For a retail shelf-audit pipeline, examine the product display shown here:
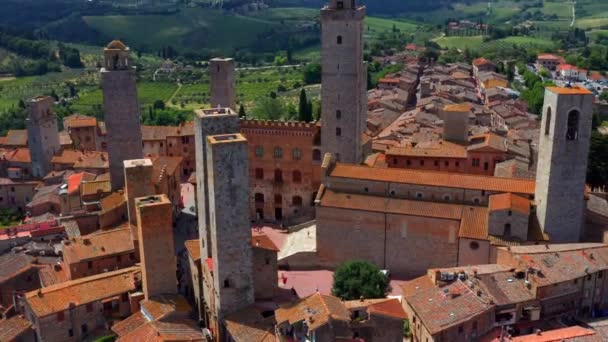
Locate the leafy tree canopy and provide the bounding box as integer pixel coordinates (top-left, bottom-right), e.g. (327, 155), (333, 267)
(332, 260), (390, 300)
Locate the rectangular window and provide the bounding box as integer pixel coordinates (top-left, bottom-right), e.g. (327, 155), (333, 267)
(87, 261), (93, 269)
(57, 311), (65, 322)
(86, 303), (93, 313)
(336, 127), (342, 136)
(255, 146), (264, 157)
(255, 168), (264, 179)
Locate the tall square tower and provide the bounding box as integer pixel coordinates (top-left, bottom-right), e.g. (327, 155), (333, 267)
(206, 133), (253, 325)
(124, 159), (155, 237)
(135, 194), (177, 300)
(194, 108), (240, 261)
(26, 96), (60, 178)
(210, 58), (236, 110)
(101, 40), (144, 191)
(320, 0), (367, 164)
(535, 86), (594, 242)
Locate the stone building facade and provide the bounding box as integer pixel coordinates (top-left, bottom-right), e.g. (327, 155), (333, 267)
(193, 107), (240, 263)
(200, 133), (254, 341)
(124, 159), (155, 229)
(26, 96), (60, 178)
(209, 58), (236, 109)
(535, 87), (594, 242)
(320, 0), (367, 164)
(100, 40), (143, 191)
(241, 120), (322, 223)
(135, 195), (177, 300)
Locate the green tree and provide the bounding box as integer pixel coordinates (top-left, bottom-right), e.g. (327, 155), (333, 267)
(238, 104), (246, 118)
(331, 261), (390, 300)
(303, 63), (322, 85)
(600, 92), (608, 102)
(153, 100), (165, 110)
(298, 89), (311, 122)
(252, 97), (285, 121)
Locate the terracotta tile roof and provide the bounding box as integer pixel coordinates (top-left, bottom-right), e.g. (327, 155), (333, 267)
(38, 263), (69, 287)
(320, 189), (465, 220)
(487, 235), (523, 247)
(252, 234), (280, 252)
(467, 133), (507, 153)
(67, 172), (85, 195)
(140, 294), (191, 321)
(405, 279), (494, 334)
(499, 244), (608, 287)
(65, 114), (97, 128)
(96, 172), (111, 181)
(473, 57), (493, 67)
(0, 252), (34, 283)
(386, 140), (468, 159)
(62, 228), (134, 264)
(476, 272), (535, 306)
(444, 103), (471, 112)
(367, 298), (407, 319)
(80, 180), (111, 197)
(151, 155), (183, 185)
(112, 311), (147, 337)
(329, 164), (535, 194)
(25, 266), (139, 317)
(7, 148), (31, 163)
(401, 275), (434, 298)
(0, 315), (32, 341)
(118, 319), (204, 342)
(511, 325), (597, 341)
(342, 298), (395, 310)
(275, 293), (351, 331)
(73, 151), (109, 170)
(537, 53), (561, 60)
(224, 305), (276, 342)
(5, 130), (28, 146)
(459, 206), (489, 240)
(379, 78), (400, 84)
(489, 193), (530, 215)
(100, 191), (126, 212)
(547, 86), (593, 95)
(51, 149), (83, 165)
(184, 239), (201, 262)
(141, 125), (179, 141)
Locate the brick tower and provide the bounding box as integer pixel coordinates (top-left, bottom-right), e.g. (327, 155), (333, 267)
(101, 40), (143, 191)
(535, 87), (594, 242)
(124, 159), (155, 237)
(135, 194), (177, 300)
(26, 96), (60, 178)
(193, 108), (239, 261)
(320, 0), (367, 164)
(210, 58), (236, 110)
(203, 133), (253, 339)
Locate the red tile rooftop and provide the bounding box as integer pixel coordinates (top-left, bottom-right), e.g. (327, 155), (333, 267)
(511, 325), (597, 341)
(546, 86), (593, 95)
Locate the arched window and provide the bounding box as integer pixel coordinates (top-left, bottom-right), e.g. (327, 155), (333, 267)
(223, 278), (230, 288)
(293, 196), (303, 207)
(293, 170), (302, 183)
(336, 110), (342, 119)
(255, 146), (264, 157)
(274, 169), (283, 183)
(337, 36), (343, 45)
(470, 241), (480, 250)
(292, 148), (302, 160)
(274, 147), (283, 159)
(255, 193), (264, 203)
(313, 149), (322, 161)
(566, 110), (579, 141)
(545, 107), (552, 136)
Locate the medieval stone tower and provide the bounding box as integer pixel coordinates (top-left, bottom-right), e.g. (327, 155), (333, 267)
(194, 108), (240, 261)
(124, 159), (155, 236)
(26, 96), (60, 178)
(204, 133), (254, 339)
(101, 40), (143, 191)
(320, 0), (367, 164)
(535, 86), (594, 242)
(210, 58), (236, 110)
(135, 194), (177, 300)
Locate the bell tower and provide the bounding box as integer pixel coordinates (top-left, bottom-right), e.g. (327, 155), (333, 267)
(535, 86), (594, 242)
(320, 0), (367, 164)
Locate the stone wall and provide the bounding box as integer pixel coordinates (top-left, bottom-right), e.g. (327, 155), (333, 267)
(252, 247), (278, 300)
